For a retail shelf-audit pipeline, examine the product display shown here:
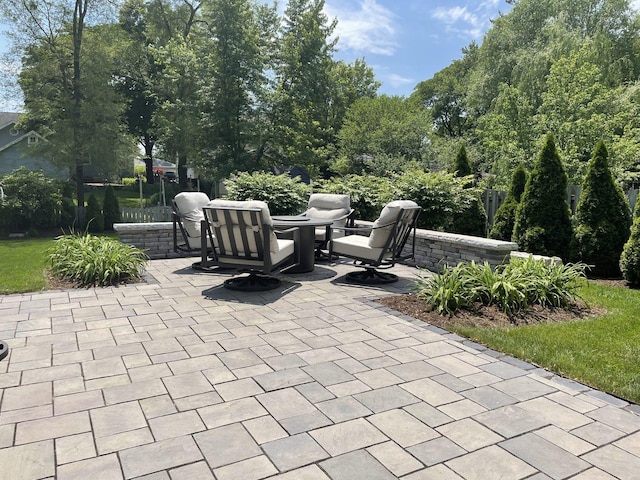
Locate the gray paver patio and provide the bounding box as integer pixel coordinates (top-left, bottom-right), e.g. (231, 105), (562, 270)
(1, 257), (640, 479)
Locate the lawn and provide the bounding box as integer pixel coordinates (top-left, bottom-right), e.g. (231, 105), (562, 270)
(451, 282), (640, 404)
(0, 237), (55, 293)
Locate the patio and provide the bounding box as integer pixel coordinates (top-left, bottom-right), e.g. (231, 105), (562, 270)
(1, 257), (639, 479)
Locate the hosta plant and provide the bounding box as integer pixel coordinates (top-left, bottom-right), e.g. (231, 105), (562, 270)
(412, 257), (587, 317)
(48, 233), (148, 287)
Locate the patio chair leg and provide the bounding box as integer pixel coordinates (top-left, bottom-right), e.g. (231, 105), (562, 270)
(345, 268), (398, 285)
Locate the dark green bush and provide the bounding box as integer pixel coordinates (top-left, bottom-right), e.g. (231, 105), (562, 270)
(0, 167), (62, 235)
(451, 144), (472, 177)
(620, 201), (640, 285)
(85, 193), (104, 233)
(446, 146), (487, 237)
(102, 185), (121, 231)
(317, 174), (394, 221)
(48, 233), (148, 286)
(489, 164), (528, 241)
(394, 169), (478, 230)
(514, 134), (573, 260)
(59, 182), (77, 229)
(223, 171), (309, 215)
(572, 141), (631, 277)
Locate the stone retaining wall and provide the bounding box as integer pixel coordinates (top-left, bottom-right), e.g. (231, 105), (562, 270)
(113, 222), (178, 260)
(113, 221), (520, 271)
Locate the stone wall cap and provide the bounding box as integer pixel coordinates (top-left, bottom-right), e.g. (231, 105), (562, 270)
(114, 222), (173, 232)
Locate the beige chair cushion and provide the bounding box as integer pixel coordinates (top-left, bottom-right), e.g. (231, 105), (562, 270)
(206, 199), (279, 254)
(305, 194), (351, 239)
(368, 200), (419, 248)
(174, 192), (210, 239)
(332, 234), (384, 261)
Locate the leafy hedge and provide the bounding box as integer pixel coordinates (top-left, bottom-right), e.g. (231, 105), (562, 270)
(223, 172), (310, 215)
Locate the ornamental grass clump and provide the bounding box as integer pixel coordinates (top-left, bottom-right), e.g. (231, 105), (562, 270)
(412, 257), (587, 317)
(48, 233), (148, 287)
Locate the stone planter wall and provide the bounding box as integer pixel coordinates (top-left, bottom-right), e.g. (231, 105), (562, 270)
(113, 222), (178, 260)
(114, 220), (520, 269)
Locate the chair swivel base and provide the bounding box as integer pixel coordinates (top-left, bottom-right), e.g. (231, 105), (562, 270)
(0, 340), (8, 361)
(345, 268), (398, 285)
(224, 273), (282, 291)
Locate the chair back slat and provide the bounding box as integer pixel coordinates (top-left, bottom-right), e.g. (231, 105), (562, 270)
(384, 206), (421, 263)
(205, 206), (266, 261)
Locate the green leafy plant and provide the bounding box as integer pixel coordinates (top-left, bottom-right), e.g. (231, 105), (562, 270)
(412, 257), (587, 317)
(223, 171), (309, 215)
(102, 185), (122, 230)
(47, 233), (148, 287)
(489, 164), (527, 241)
(0, 167), (62, 235)
(514, 134), (573, 260)
(572, 141), (631, 277)
(85, 193), (104, 233)
(620, 201), (640, 285)
(316, 174), (394, 221)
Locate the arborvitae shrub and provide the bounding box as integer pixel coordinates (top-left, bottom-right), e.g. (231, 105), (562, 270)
(448, 145), (487, 237)
(620, 201), (640, 285)
(514, 134), (573, 259)
(452, 144), (472, 177)
(85, 193), (104, 233)
(102, 185), (121, 231)
(489, 164), (528, 241)
(572, 141), (631, 277)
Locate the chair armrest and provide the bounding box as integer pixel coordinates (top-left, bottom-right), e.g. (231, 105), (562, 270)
(332, 220), (396, 234)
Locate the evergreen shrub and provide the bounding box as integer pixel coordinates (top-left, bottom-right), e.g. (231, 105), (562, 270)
(620, 202), (640, 285)
(102, 185), (121, 231)
(489, 164), (527, 241)
(85, 193), (104, 233)
(572, 141), (631, 277)
(447, 145), (487, 237)
(514, 134), (573, 259)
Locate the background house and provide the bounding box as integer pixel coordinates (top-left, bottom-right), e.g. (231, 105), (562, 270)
(0, 111), (66, 180)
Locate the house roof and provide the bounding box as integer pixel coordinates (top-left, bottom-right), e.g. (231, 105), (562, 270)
(0, 112), (21, 130)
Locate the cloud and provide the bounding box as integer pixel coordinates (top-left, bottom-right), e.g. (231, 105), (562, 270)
(325, 0), (398, 56)
(431, 2), (503, 39)
(386, 73), (415, 88)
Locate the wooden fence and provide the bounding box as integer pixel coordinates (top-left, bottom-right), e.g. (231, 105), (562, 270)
(482, 186), (639, 229)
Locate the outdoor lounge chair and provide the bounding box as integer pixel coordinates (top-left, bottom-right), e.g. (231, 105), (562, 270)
(329, 200), (421, 284)
(172, 191), (212, 254)
(301, 193), (354, 259)
(201, 199), (299, 291)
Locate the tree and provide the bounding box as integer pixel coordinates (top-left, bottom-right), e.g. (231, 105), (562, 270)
(335, 95), (428, 175)
(412, 43), (478, 138)
(102, 185), (122, 230)
(489, 163), (528, 241)
(273, 0), (337, 172)
(2, 0), (131, 227)
(620, 201), (640, 285)
(514, 134), (573, 259)
(447, 145), (487, 237)
(194, 0), (277, 180)
(572, 141), (631, 277)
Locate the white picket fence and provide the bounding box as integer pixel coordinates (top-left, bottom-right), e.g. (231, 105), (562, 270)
(120, 206), (172, 223)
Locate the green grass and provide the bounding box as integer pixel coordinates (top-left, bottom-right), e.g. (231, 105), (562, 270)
(451, 282), (640, 404)
(0, 237), (55, 294)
